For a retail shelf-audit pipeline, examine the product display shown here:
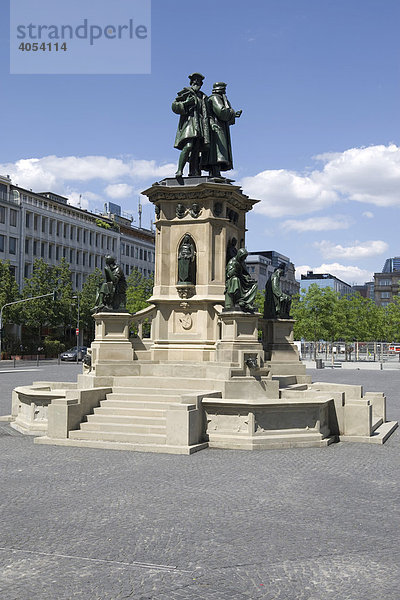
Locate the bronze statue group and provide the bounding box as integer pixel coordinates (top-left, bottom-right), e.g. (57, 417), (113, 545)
(172, 73), (242, 179)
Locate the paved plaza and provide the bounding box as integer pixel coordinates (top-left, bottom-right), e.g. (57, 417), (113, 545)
(0, 363), (399, 599)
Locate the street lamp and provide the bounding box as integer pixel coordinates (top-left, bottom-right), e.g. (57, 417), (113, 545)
(72, 294), (80, 363)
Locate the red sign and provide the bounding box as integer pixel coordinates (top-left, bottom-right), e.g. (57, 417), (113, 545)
(76, 328), (79, 335)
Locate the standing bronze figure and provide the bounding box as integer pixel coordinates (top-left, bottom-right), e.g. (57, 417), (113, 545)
(177, 234), (196, 284)
(202, 82), (242, 178)
(172, 72), (210, 178)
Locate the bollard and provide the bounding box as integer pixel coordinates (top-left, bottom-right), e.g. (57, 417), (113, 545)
(380, 362), (383, 370)
(36, 354), (39, 367)
(58, 354), (61, 365)
(13, 356), (16, 368)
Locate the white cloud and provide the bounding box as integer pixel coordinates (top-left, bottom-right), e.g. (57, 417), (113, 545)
(282, 215), (351, 232)
(241, 144), (400, 217)
(0, 155), (176, 195)
(314, 240), (388, 260)
(241, 169), (338, 217)
(296, 263), (373, 285)
(105, 183), (134, 199)
(362, 211), (374, 218)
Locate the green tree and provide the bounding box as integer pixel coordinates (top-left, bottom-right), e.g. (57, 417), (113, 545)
(79, 268), (104, 343)
(126, 268), (154, 314)
(292, 284), (340, 344)
(20, 258), (73, 344)
(0, 259), (20, 324)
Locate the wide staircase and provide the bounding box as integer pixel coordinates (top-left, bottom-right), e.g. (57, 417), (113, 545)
(68, 373), (222, 452)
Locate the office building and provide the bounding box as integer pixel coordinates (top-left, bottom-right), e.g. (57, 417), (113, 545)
(0, 175), (155, 290)
(374, 257), (400, 307)
(246, 250), (299, 296)
(300, 271), (353, 297)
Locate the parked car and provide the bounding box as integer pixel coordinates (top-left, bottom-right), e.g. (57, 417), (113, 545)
(60, 346), (88, 361)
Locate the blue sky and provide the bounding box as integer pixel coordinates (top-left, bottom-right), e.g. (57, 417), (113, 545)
(1, 0), (399, 284)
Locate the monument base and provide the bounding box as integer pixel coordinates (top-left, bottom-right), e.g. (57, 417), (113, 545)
(260, 318), (310, 383)
(90, 312), (134, 376)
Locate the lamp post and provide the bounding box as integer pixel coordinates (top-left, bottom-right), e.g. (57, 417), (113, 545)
(72, 294), (80, 363)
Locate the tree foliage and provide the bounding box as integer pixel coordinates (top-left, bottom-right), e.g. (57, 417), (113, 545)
(0, 260), (20, 324)
(292, 284), (400, 342)
(79, 268), (104, 342)
(126, 268), (154, 314)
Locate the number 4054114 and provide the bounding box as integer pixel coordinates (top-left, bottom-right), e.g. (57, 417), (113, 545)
(18, 42), (67, 52)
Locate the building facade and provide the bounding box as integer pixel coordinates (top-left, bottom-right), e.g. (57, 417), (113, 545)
(374, 257), (400, 307)
(246, 250), (299, 296)
(0, 174), (155, 290)
(300, 271), (353, 297)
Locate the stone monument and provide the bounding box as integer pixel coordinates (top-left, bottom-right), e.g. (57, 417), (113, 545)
(9, 73), (397, 452)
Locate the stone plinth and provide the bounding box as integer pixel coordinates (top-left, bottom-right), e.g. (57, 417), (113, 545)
(215, 310), (264, 368)
(260, 318), (310, 382)
(91, 312), (134, 376)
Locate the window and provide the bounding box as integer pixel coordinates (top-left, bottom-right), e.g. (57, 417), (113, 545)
(9, 266), (16, 278)
(121, 244), (125, 255)
(70, 249), (74, 263)
(48, 245), (53, 259)
(381, 292), (390, 299)
(89, 254), (92, 267)
(25, 238), (30, 254)
(24, 263), (30, 278)
(49, 220), (54, 235)
(125, 264), (129, 275)
(76, 273), (80, 288)
(101, 235), (105, 249)
(33, 241), (38, 255)
(82, 252), (86, 266)
(77, 228), (81, 242)
(56, 246), (60, 260)
(0, 207), (5, 224)
(380, 279), (391, 286)
(144, 250), (147, 261)
(83, 230), (87, 244)
(25, 212), (31, 228)
(106, 237), (110, 250)
(131, 246), (135, 257)
(41, 242), (45, 258)
(9, 237), (17, 254)
(139, 249), (143, 260)
(70, 226), (74, 240)
(135, 247), (138, 259)
(57, 221), (61, 236)
(89, 231), (93, 245)
(96, 233), (99, 246)
(0, 235), (4, 252)
(381, 301), (389, 308)
(95, 255), (98, 268)
(63, 247), (67, 259)
(10, 209), (17, 227)
(112, 239), (116, 252)
(34, 215), (39, 231)
(42, 217), (47, 233)
(76, 251), (80, 265)
(64, 224), (68, 238)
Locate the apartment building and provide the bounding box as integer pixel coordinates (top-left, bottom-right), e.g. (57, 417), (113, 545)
(374, 257), (400, 307)
(0, 174), (155, 290)
(246, 250), (299, 296)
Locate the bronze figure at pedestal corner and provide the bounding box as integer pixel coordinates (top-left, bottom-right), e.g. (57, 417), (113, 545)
(92, 255), (127, 313)
(264, 264), (292, 319)
(224, 248), (257, 312)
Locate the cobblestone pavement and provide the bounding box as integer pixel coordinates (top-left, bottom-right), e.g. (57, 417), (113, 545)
(0, 366), (399, 599)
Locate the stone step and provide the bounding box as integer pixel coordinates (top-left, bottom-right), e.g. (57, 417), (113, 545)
(112, 377), (221, 391)
(69, 430), (166, 444)
(371, 417), (383, 434)
(79, 422), (166, 435)
(105, 393), (186, 403)
(110, 388), (196, 397)
(86, 414), (166, 426)
(99, 399), (178, 410)
(94, 406), (166, 417)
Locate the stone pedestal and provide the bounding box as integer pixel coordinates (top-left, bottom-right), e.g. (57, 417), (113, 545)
(142, 177), (258, 362)
(260, 318), (309, 382)
(90, 312), (134, 376)
(216, 310), (264, 368)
